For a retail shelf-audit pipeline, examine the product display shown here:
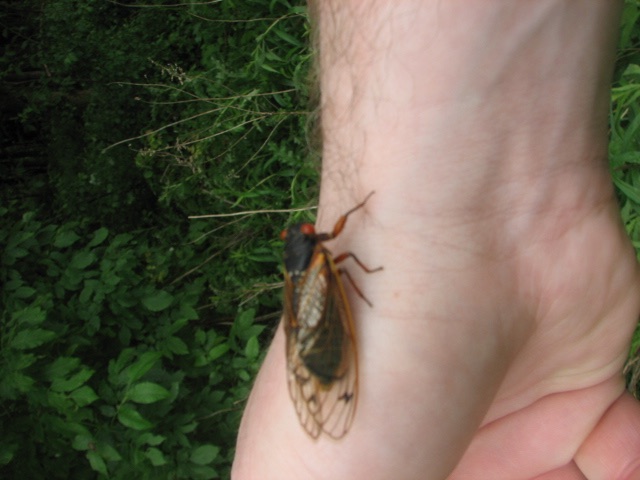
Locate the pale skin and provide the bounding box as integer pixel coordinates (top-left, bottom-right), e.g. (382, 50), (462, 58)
(233, 1), (640, 479)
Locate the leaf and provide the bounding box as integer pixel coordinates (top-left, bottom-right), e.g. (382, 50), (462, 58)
(54, 230), (80, 248)
(260, 63), (279, 74)
(72, 434), (94, 451)
(274, 27), (303, 47)
(244, 336), (260, 360)
(14, 286), (36, 299)
(178, 304), (199, 321)
(614, 178), (640, 204)
(109, 348), (136, 377)
(138, 432), (166, 446)
(11, 328), (56, 350)
(235, 308), (256, 330)
(69, 385), (99, 407)
(183, 422), (198, 435)
(165, 336), (189, 355)
(208, 344), (229, 362)
(190, 445), (220, 465)
(117, 405), (154, 430)
(97, 442), (122, 461)
(14, 353), (37, 370)
(47, 390), (71, 411)
(142, 290), (174, 311)
(79, 280), (97, 303)
(70, 250), (96, 270)
(1, 372), (34, 396)
(46, 357), (81, 380)
(189, 465), (218, 479)
(103, 271), (121, 286)
(126, 351), (162, 383)
(86, 451), (108, 476)
(12, 306), (46, 327)
(51, 367), (94, 392)
(127, 382), (171, 404)
(87, 227), (109, 247)
(145, 447), (167, 466)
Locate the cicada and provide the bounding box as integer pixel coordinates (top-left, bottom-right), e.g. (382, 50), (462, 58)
(280, 192), (382, 439)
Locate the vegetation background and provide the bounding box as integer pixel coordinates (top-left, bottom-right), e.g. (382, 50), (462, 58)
(1, 1), (639, 478)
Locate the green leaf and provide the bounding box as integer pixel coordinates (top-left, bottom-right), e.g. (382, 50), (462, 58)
(86, 450), (108, 476)
(117, 405), (154, 430)
(178, 304), (199, 321)
(208, 344), (230, 362)
(190, 445), (220, 465)
(47, 390), (72, 411)
(0, 371), (34, 396)
(142, 290), (174, 311)
(46, 357), (81, 380)
(3, 245), (28, 264)
(179, 420), (198, 434)
(51, 367), (94, 392)
(127, 382), (171, 404)
(145, 447), (167, 466)
(12, 306), (46, 326)
(274, 28), (303, 47)
(14, 353), (37, 370)
(260, 63), (279, 74)
(69, 385), (99, 406)
(614, 178), (640, 204)
(126, 351), (162, 383)
(14, 286), (36, 299)
(97, 442), (122, 462)
(110, 348), (135, 376)
(70, 250), (96, 269)
(72, 434), (94, 451)
(11, 328), (56, 350)
(137, 433), (166, 446)
(5, 279), (22, 291)
(165, 336), (189, 355)
(87, 227), (109, 247)
(103, 271), (121, 286)
(54, 230), (81, 248)
(189, 465), (218, 480)
(79, 280), (98, 303)
(235, 308), (256, 330)
(244, 336), (260, 360)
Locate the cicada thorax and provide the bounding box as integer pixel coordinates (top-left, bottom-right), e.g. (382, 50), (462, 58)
(280, 192), (381, 439)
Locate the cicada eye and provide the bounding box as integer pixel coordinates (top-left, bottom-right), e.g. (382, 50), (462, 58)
(300, 223), (315, 236)
(280, 229), (288, 241)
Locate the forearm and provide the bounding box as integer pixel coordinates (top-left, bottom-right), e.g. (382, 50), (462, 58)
(315, 0), (621, 231)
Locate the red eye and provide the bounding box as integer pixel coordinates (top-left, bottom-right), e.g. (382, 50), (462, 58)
(280, 229), (288, 240)
(300, 223), (315, 235)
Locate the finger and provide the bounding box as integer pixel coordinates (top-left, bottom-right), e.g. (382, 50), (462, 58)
(575, 392), (640, 479)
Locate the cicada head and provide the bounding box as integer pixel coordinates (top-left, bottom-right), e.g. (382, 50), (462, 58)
(281, 223), (317, 279)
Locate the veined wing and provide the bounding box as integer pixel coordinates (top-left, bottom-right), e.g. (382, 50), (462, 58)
(283, 250), (358, 439)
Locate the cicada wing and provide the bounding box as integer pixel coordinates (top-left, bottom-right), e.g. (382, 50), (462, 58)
(283, 254), (358, 439)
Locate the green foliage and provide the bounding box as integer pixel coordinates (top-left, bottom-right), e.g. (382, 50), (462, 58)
(1, 0), (314, 476)
(613, 1), (640, 394)
(132, 2), (316, 217)
(0, 209), (265, 478)
(612, 1), (640, 256)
